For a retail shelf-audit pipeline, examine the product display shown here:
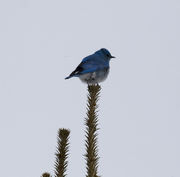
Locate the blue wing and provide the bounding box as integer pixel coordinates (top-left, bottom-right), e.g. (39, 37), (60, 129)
(65, 53), (109, 79)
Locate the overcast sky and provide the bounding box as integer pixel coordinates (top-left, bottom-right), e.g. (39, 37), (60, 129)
(0, 0), (180, 177)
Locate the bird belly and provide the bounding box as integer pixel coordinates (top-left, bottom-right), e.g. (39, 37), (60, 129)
(79, 68), (109, 84)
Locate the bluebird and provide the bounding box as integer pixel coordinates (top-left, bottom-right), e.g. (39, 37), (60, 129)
(65, 48), (115, 84)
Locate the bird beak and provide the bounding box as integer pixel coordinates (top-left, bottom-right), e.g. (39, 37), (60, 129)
(111, 56), (115, 58)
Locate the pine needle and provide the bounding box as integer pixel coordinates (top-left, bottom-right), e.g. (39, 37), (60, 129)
(54, 128), (70, 177)
(85, 84), (101, 177)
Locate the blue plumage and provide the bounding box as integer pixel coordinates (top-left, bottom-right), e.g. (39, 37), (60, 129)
(65, 48), (115, 84)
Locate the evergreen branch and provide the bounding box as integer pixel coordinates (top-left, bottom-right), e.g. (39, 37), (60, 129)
(85, 84), (101, 177)
(54, 128), (70, 177)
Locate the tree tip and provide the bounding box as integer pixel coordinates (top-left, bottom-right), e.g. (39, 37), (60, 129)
(41, 172), (51, 177)
(58, 128), (70, 139)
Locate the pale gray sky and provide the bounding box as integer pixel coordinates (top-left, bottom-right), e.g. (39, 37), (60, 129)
(0, 0), (180, 177)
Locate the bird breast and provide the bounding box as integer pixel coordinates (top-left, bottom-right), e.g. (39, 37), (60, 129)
(79, 68), (109, 84)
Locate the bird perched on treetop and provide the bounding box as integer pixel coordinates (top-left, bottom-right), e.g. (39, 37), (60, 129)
(65, 48), (115, 84)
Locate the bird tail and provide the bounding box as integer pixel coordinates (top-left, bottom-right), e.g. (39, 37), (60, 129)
(65, 66), (83, 80)
(65, 76), (72, 80)
(65, 70), (79, 80)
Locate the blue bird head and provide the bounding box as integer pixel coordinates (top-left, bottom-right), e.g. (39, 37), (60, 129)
(98, 48), (115, 60)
